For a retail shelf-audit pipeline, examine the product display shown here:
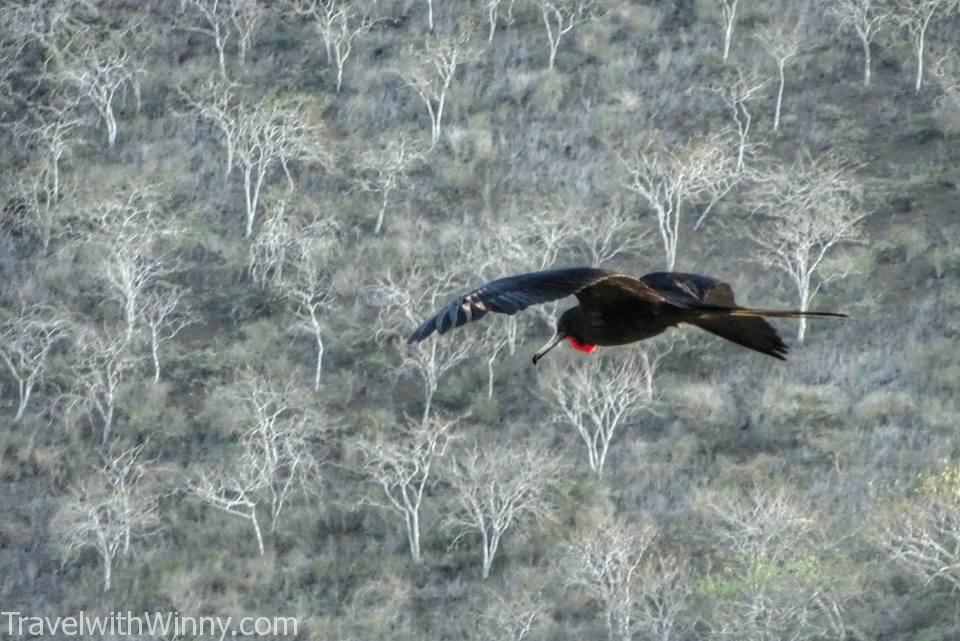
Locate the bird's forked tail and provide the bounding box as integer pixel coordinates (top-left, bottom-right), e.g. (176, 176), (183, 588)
(688, 306), (846, 360)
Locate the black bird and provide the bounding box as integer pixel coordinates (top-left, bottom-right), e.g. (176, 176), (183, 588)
(407, 268), (846, 364)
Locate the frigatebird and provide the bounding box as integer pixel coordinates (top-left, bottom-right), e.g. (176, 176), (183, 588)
(407, 268), (846, 363)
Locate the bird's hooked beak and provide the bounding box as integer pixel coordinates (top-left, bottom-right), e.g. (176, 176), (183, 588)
(531, 332), (565, 366)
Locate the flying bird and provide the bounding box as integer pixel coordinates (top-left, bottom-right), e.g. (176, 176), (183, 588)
(407, 268), (846, 363)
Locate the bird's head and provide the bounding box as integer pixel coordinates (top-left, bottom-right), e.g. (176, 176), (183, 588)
(531, 307), (597, 365)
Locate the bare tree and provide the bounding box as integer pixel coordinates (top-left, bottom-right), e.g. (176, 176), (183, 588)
(59, 40), (142, 148)
(371, 264), (479, 424)
(756, 16), (805, 131)
(66, 327), (136, 446)
(630, 553), (695, 641)
(247, 196), (301, 287)
(3, 0), (97, 73)
(0, 304), (67, 422)
(228, 0), (265, 66)
(711, 69), (767, 173)
(395, 33), (474, 147)
(622, 134), (738, 270)
(355, 134), (426, 234)
(140, 285), (192, 384)
(234, 95), (330, 237)
(933, 49), (960, 109)
(701, 487), (846, 641)
(188, 376), (322, 554)
(8, 97), (83, 209)
(187, 84), (331, 237)
(827, 0), (891, 87)
(86, 191), (180, 344)
(475, 584), (548, 641)
(717, 0), (739, 61)
(179, 0), (233, 79)
(748, 154), (866, 341)
(892, 0), (958, 94)
(446, 442), (563, 578)
(878, 495), (960, 594)
(291, 0), (376, 92)
(536, 0), (597, 70)
(180, 78), (239, 179)
(547, 349), (665, 475)
(50, 444), (161, 592)
(3, 162), (67, 253)
(188, 455), (267, 555)
(279, 215), (339, 390)
(485, 0), (518, 42)
(874, 462), (960, 598)
(570, 204), (648, 267)
(356, 415), (455, 563)
(565, 516), (656, 641)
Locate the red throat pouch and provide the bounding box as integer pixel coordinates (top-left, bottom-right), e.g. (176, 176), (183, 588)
(566, 336), (598, 354)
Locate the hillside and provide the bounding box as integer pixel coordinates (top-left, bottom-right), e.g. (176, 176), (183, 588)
(2, 1), (960, 640)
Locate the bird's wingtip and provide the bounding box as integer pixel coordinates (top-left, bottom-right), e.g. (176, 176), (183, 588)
(407, 321), (432, 344)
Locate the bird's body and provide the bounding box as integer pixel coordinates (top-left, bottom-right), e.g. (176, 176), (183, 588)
(407, 268), (846, 363)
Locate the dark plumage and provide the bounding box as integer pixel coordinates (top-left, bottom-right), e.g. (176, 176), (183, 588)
(407, 268), (846, 363)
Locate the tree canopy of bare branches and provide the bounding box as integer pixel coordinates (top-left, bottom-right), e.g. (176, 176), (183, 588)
(289, 0), (376, 92)
(187, 376), (323, 555)
(58, 37), (142, 148)
(0, 304), (68, 422)
(179, 0), (265, 78)
(354, 134), (426, 235)
(537, 0), (598, 70)
(447, 442), (563, 578)
(547, 349), (665, 475)
(622, 134), (739, 269)
(185, 82), (331, 237)
(748, 153), (866, 341)
(876, 464), (960, 595)
(699, 487), (847, 641)
(371, 261), (479, 424)
(756, 14), (805, 131)
(356, 414), (455, 563)
(827, 0), (891, 87)
(566, 515), (692, 641)
(50, 444), (161, 591)
(891, 0), (959, 94)
(65, 325), (136, 446)
(716, 0), (739, 61)
(395, 33), (474, 148)
(85, 189), (181, 344)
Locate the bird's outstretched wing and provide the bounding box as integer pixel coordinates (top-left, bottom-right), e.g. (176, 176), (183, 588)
(408, 267), (614, 343)
(639, 272), (737, 307)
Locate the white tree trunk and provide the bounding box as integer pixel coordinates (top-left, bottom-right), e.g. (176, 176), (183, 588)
(407, 510), (421, 563)
(774, 61), (785, 131)
(481, 530), (492, 578)
(14, 375), (35, 423)
(216, 36), (228, 80)
(862, 36), (871, 87)
(151, 330), (161, 384)
(105, 109), (118, 148)
(722, 3), (736, 61)
(915, 31), (925, 94)
(251, 509), (265, 555)
(313, 333), (323, 391)
(374, 191), (390, 234)
(102, 553), (113, 592)
(797, 280), (810, 342)
(433, 92), (445, 146)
